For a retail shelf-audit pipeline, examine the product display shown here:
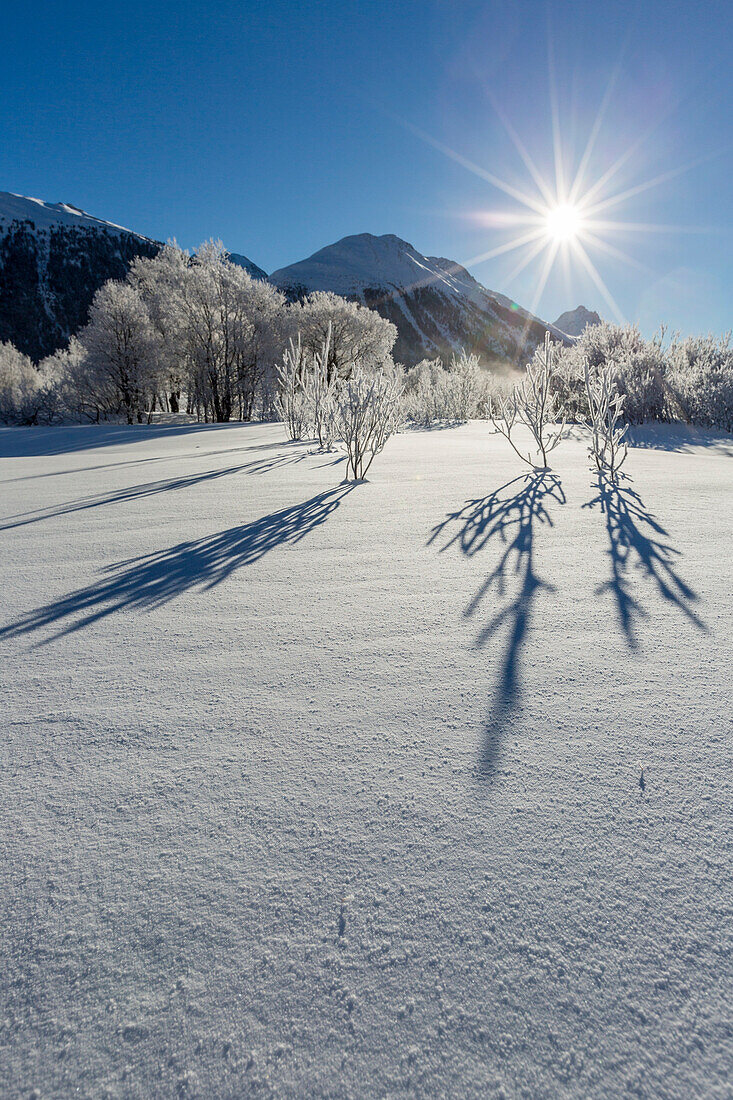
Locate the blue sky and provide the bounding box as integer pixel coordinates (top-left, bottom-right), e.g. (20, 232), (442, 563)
(3, 0), (731, 333)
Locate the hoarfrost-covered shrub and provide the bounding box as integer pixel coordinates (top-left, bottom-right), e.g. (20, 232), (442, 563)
(492, 333), (566, 467)
(334, 367), (403, 480)
(666, 334), (733, 431)
(554, 322), (667, 423)
(301, 324), (339, 450)
(401, 352), (511, 425)
(584, 361), (628, 479)
(276, 335), (311, 441)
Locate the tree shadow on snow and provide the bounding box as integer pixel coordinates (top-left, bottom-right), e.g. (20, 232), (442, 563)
(0, 486), (353, 644)
(0, 453), (313, 532)
(582, 473), (706, 648)
(429, 471), (566, 781)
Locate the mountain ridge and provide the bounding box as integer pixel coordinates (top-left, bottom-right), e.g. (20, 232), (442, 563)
(271, 232), (570, 367)
(1, 193), (570, 367)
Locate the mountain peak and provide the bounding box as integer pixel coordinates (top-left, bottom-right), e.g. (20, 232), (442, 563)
(271, 231), (569, 367)
(554, 305), (601, 337)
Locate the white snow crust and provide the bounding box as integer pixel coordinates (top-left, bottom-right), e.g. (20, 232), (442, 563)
(1, 420), (731, 1097)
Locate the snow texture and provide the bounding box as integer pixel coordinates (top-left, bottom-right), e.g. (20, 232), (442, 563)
(1, 420), (731, 1098)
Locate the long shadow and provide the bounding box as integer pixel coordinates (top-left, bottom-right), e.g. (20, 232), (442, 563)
(583, 473), (706, 648)
(0, 422), (252, 459)
(1, 453), (312, 532)
(0, 486), (353, 644)
(429, 471), (566, 779)
(2, 441), (304, 484)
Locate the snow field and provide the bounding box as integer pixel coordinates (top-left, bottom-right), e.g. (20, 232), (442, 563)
(1, 421), (731, 1098)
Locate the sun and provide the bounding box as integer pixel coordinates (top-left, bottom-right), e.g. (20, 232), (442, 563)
(545, 202), (583, 242)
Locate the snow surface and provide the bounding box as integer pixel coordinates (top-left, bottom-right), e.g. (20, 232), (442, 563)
(1, 421), (731, 1098)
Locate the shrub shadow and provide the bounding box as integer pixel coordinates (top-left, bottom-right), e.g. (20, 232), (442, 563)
(0, 486), (353, 644)
(1, 453), (312, 531)
(429, 471), (566, 780)
(582, 473), (706, 647)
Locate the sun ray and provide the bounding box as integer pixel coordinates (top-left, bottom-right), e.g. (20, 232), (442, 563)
(571, 240), (626, 323)
(582, 230), (650, 274)
(547, 35), (567, 202)
(399, 119), (549, 216)
(583, 149), (723, 218)
(503, 236), (552, 284)
(568, 61), (622, 204)
(461, 228), (549, 269)
(528, 238), (561, 316)
(487, 92), (556, 209)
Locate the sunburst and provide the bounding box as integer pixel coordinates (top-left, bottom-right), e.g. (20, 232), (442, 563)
(400, 68), (713, 332)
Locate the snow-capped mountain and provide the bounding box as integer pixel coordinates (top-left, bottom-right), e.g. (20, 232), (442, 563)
(554, 305), (601, 337)
(0, 192), (161, 361)
(228, 252), (269, 281)
(271, 233), (569, 367)
(1, 192), (567, 368)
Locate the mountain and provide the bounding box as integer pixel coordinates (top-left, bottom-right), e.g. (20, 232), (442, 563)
(554, 305), (601, 337)
(270, 233), (569, 367)
(228, 252), (268, 281)
(0, 192), (163, 361)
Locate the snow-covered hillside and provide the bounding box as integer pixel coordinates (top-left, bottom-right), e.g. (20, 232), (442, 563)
(0, 192), (161, 361)
(272, 233), (569, 367)
(228, 252), (269, 280)
(1, 420), (730, 1098)
(0, 193), (269, 360)
(0, 193), (151, 237)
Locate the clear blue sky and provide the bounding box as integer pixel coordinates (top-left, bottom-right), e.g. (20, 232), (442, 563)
(3, 0), (731, 333)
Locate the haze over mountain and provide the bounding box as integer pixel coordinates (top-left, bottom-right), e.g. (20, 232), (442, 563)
(1, 192), (569, 366)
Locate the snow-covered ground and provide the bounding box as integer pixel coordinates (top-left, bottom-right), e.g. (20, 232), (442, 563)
(1, 420), (731, 1099)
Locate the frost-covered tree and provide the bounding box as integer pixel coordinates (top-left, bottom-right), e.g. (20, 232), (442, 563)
(291, 292), (397, 380)
(334, 366), (403, 480)
(78, 281), (158, 424)
(583, 360), (628, 478)
(276, 334), (311, 441)
(666, 333), (733, 431)
(129, 243), (191, 412)
(171, 241), (287, 423)
(554, 322), (667, 423)
(302, 323), (339, 449)
(0, 342), (46, 424)
(492, 333), (566, 467)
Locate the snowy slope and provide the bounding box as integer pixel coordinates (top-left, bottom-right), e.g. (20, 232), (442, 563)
(554, 304), (601, 336)
(0, 192), (153, 240)
(228, 251), (269, 280)
(271, 233), (570, 367)
(1, 420), (731, 1098)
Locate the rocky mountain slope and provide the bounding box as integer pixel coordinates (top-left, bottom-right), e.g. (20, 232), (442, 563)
(271, 233), (569, 367)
